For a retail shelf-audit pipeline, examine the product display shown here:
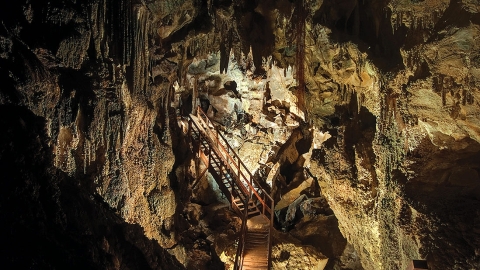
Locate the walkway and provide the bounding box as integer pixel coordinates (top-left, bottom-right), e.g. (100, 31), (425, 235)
(188, 106), (274, 270)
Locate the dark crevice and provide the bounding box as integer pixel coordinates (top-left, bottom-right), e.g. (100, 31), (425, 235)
(315, 0), (405, 71)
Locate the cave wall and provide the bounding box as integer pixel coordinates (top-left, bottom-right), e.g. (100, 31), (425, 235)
(1, 0), (480, 269)
(0, 105), (184, 269)
(0, 0), (183, 264)
(305, 0), (480, 269)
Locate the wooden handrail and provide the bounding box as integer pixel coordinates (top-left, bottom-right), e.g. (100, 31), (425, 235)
(190, 106), (275, 270)
(217, 131), (274, 203)
(189, 116), (250, 203)
(196, 106), (274, 213)
(199, 149), (209, 166)
(191, 108), (275, 203)
(208, 127), (272, 218)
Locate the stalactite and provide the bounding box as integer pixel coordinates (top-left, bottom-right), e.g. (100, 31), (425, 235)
(132, 5), (149, 97)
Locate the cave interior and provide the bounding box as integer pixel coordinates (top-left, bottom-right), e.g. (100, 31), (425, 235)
(1, 0), (480, 269)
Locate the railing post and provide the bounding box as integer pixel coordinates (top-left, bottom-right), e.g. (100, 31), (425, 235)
(249, 174), (253, 191)
(237, 157), (241, 181)
(219, 162), (222, 180)
(198, 130), (202, 158)
(207, 147), (210, 167)
(231, 172), (234, 197)
(262, 197), (265, 215)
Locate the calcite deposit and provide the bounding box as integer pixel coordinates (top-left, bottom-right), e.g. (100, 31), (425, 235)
(1, 0), (479, 269)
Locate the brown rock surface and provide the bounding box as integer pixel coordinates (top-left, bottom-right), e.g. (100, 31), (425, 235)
(306, 0), (480, 269)
(2, 0), (479, 269)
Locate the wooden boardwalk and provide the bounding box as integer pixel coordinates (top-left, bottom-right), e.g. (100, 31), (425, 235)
(188, 106), (274, 270)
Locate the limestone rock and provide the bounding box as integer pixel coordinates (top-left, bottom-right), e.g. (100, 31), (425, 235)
(3, 0), (480, 269)
(272, 232), (329, 270)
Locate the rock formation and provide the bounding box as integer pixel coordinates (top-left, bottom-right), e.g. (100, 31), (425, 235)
(1, 0), (479, 269)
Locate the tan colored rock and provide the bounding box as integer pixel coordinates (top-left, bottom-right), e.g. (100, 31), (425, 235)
(272, 232), (329, 270)
(275, 178), (314, 211)
(5, 0), (480, 269)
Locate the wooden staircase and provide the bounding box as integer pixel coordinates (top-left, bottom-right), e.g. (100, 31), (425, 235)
(188, 106), (274, 270)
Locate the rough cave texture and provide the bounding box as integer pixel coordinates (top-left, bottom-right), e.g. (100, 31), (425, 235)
(0, 105), (184, 269)
(1, 0), (479, 270)
(306, 0), (480, 269)
(1, 0), (182, 268)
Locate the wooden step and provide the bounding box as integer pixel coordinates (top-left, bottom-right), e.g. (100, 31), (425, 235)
(243, 256), (269, 260)
(247, 209), (260, 217)
(244, 247), (267, 252)
(246, 235), (268, 239)
(242, 263), (268, 267)
(244, 245), (268, 250)
(210, 161), (225, 171)
(233, 198), (246, 205)
(245, 240), (268, 244)
(244, 256), (268, 260)
(220, 172), (231, 178)
(241, 261), (269, 269)
(243, 262), (268, 266)
(246, 236), (268, 241)
(210, 156), (221, 164)
(235, 200), (257, 210)
(233, 199), (261, 217)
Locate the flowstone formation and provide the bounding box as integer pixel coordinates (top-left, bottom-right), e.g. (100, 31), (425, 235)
(1, 0), (479, 269)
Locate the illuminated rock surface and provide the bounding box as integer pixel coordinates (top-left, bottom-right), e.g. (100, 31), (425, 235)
(1, 0), (479, 269)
